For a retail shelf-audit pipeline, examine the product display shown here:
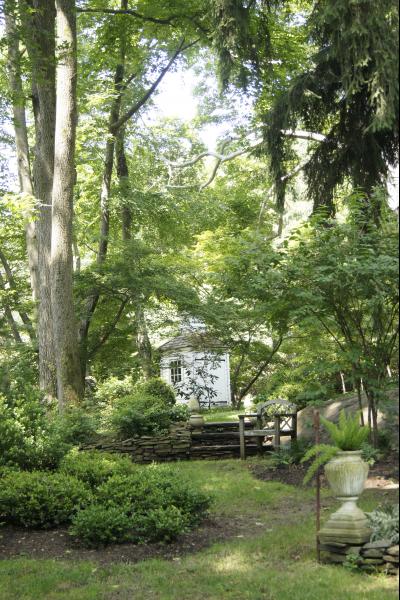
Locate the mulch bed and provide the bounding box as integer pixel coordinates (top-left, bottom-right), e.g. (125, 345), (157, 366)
(248, 463), (312, 487)
(0, 515), (268, 566)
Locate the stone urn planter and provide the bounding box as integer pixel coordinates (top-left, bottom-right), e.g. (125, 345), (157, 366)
(189, 414), (205, 428)
(319, 450), (371, 545)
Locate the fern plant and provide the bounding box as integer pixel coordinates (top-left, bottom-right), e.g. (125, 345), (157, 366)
(301, 411), (370, 484)
(320, 411), (370, 450)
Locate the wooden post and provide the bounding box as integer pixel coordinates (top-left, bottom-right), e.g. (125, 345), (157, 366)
(274, 415), (281, 450)
(239, 416), (246, 460)
(291, 412), (298, 446)
(314, 410), (321, 563)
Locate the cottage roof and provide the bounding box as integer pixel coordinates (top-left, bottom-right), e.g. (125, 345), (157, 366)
(158, 332), (225, 353)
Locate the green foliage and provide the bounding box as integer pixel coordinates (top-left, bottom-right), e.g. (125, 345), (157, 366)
(320, 411), (370, 451)
(135, 377), (176, 407)
(0, 395), (70, 470)
(265, 0), (399, 214)
(94, 376), (135, 406)
(69, 505), (132, 548)
(59, 450), (137, 489)
(0, 471), (92, 528)
(110, 393), (174, 438)
(131, 505), (189, 543)
(95, 468), (211, 525)
(301, 444), (339, 484)
(367, 504), (399, 544)
(343, 552), (363, 572)
(69, 466), (211, 547)
(360, 443), (382, 467)
(169, 403), (190, 422)
(52, 407), (98, 445)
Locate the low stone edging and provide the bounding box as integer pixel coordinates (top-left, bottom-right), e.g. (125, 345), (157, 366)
(320, 539), (399, 574)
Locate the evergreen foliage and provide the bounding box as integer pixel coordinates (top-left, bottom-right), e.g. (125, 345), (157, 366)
(265, 0), (399, 215)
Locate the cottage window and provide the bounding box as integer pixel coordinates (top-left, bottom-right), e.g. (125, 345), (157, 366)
(170, 360), (182, 385)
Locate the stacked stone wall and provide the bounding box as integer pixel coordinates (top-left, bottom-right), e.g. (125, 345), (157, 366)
(320, 540), (399, 574)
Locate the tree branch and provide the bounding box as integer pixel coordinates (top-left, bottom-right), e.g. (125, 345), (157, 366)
(281, 130), (327, 143)
(0, 269), (23, 343)
(110, 38), (199, 133)
(87, 298), (129, 359)
(0, 248), (35, 341)
(238, 337), (283, 401)
(77, 7), (178, 25)
(167, 129), (325, 191)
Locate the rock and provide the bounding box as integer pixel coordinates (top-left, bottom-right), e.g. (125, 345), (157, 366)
(362, 549), (385, 558)
(324, 553), (347, 563)
(387, 545), (399, 556)
(383, 555), (400, 564)
(363, 539), (392, 550)
(362, 558), (385, 565)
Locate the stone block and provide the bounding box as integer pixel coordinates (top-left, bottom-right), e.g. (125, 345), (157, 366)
(361, 549), (385, 558)
(387, 545), (399, 556)
(383, 555), (400, 564)
(363, 539), (392, 550)
(362, 558), (385, 565)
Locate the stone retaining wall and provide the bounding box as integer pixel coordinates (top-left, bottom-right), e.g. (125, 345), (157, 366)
(85, 423), (192, 463)
(320, 539), (399, 574)
(84, 421), (262, 463)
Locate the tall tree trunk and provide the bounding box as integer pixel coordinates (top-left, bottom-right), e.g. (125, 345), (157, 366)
(51, 0), (83, 408)
(22, 0), (57, 398)
(5, 1), (39, 301)
(79, 4), (127, 373)
(116, 129), (154, 378)
(116, 128), (133, 241)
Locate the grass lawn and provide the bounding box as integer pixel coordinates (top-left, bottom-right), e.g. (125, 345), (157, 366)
(202, 407), (242, 422)
(0, 460), (398, 600)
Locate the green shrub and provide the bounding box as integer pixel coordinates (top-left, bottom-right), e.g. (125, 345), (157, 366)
(110, 394), (172, 438)
(0, 395), (70, 470)
(60, 450), (137, 488)
(69, 467), (211, 547)
(135, 378), (176, 407)
(131, 506), (189, 543)
(70, 505), (132, 547)
(96, 469), (211, 523)
(169, 404), (190, 422)
(367, 504), (399, 544)
(0, 470), (92, 528)
(52, 408), (98, 445)
(95, 376), (135, 405)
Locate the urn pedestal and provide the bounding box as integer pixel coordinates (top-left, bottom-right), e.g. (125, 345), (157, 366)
(319, 451), (371, 545)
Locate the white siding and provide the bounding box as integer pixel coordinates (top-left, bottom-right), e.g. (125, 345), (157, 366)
(160, 348), (231, 407)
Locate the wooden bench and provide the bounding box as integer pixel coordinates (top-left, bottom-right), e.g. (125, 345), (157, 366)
(238, 399), (297, 460)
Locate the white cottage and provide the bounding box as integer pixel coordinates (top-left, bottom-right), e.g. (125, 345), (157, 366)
(159, 324), (231, 408)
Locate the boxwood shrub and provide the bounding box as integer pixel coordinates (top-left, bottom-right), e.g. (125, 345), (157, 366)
(59, 449), (137, 489)
(69, 467), (212, 547)
(0, 470), (92, 528)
